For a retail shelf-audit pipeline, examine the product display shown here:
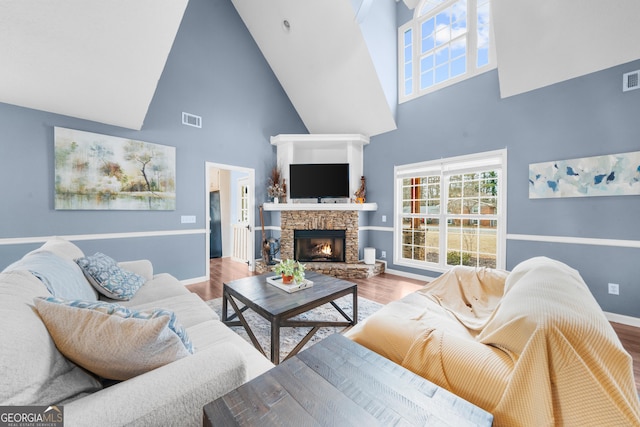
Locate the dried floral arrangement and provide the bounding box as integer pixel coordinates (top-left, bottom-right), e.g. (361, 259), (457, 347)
(267, 166), (286, 200)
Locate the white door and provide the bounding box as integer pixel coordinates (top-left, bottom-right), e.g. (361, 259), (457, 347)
(231, 178), (251, 265)
(205, 163), (255, 276)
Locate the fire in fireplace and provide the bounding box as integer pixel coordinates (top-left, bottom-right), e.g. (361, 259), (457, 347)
(294, 230), (346, 263)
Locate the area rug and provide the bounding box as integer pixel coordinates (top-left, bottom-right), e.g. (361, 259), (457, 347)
(206, 295), (382, 362)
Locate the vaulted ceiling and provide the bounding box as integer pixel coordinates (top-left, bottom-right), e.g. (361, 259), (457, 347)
(0, 0), (188, 130)
(1, 0), (639, 134)
(230, 0), (398, 137)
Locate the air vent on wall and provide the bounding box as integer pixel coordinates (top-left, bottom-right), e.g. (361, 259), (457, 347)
(622, 70), (640, 92)
(182, 112), (202, 128)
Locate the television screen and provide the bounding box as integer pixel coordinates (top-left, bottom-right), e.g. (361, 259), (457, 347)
(289, 163), (350, 200)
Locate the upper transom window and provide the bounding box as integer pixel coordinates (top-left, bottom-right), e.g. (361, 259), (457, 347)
(399, 0), (495, 103)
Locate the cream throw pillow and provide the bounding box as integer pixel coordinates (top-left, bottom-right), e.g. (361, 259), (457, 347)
(34, 297), (193, 381)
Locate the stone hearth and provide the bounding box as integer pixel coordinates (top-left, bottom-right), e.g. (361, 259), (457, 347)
(255, 260), (385, 280)
(257, 207), (384, 279)
(280, 210), (358, 263)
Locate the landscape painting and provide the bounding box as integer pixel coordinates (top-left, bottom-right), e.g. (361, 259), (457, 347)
(55, 127), (176, 210)
(529, 150), (640, 199)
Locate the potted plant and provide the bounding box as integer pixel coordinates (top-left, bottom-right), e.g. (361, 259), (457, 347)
(272, 258), (306, 284)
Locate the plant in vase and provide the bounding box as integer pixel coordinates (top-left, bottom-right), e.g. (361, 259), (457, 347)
(272, 258), (306, 284)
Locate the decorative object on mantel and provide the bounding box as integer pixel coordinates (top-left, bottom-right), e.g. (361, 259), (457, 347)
(272, 258), (306, 284)
(354, 175), (366, 203)
(529, 150), (640, 198)
(267, 166), (286, 203)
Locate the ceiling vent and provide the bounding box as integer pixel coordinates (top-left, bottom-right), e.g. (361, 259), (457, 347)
(622, 70), (640, 92)
(182, 112), (202, 128)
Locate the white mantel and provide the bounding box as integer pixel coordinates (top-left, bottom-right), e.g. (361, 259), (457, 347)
(263, 202), (377, 211)
(270, 134), (370, 201)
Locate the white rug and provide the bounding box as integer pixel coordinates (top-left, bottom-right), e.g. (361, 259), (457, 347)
(206, 295), (382, 362)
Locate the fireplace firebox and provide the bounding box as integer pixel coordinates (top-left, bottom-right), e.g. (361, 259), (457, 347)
(294, 230), (346, 263)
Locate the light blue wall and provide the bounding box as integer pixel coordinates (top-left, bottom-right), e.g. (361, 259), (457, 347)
(0, 0), (307, 279)
(353, 0), (398, 118)
(365, 56), (640, 317)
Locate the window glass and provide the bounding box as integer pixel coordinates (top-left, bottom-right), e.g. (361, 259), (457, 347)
(400, 0), (494, 102)
(395, 151), (505, 270)
(403, 28), (413, 96)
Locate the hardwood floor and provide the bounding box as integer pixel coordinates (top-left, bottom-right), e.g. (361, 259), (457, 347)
(187, 257), (640, 394)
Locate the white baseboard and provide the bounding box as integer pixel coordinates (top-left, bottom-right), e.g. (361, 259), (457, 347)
(383, 267), (437, 283)
(181, 276), (207, 286)
(604, 311), (640, 328)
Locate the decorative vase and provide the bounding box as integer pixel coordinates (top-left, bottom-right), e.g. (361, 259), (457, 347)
(281, 274), (293, 284)
(273, 197), (279, 204)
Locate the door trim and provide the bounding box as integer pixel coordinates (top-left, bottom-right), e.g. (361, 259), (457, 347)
(205, 162), (255, 279)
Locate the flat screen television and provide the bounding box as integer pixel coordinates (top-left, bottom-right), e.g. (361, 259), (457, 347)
(289, 163), (350, 201)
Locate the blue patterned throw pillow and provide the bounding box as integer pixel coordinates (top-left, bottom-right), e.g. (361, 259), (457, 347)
(34, 297), (194, 380)
(75, 252), (145, 300)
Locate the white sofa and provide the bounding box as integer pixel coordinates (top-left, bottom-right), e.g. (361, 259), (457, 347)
(0, 238), (273, 426)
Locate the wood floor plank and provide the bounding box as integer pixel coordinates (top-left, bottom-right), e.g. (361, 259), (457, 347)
(188, 257), (640, 394)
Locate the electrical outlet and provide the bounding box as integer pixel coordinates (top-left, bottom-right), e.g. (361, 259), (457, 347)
(381, 250), (386, 259)
(382, 215), (387, 223)
(608, 283), (620, 295)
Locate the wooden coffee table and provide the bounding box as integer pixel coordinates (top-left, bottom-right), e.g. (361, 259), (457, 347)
(203, 333), (494, 426)
(221, 272), (357, 364)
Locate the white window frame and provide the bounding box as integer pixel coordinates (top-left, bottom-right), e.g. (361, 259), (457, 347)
(393, 149), (507, 272)
(399, 0), (497, 103)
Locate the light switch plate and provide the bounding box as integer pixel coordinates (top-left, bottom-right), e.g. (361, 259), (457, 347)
(181, 215), (196, 224)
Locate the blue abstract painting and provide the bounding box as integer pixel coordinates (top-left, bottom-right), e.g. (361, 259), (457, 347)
(529, 151), (640, 198)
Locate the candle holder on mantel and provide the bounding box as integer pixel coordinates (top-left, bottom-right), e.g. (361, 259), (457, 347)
(354, 176), (366, 203)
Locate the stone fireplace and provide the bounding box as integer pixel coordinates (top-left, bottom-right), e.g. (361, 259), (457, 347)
(257, 202), (384, 279)
(280, 210), (358, 263)
(294, 229), (346, 263)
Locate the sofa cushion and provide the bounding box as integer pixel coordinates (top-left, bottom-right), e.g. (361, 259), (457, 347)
(130, 293), (219, 328)
(104, 272), (190, 306)
(75, 252), (145, 300)
(187, 320), (274, 381)
(0, 271), (101, 405)
(3, 251), (98, 301)
(117, 259), (154, 282)
(26, 236), (85, 261)
(34, 297), (194, 381)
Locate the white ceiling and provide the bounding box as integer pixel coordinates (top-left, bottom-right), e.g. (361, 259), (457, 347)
(0, 0), (188, 130)
(493, 0), (640, 98)
(231, 0), (397, 137)
(0, 0), (638, 133)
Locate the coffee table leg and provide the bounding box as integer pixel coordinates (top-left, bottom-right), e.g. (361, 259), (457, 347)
(271, 320), (280, 365)
(352, 287), (358, 326)
(222, 291), (229, 322)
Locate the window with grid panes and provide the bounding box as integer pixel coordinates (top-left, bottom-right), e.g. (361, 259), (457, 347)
(395, 149), (506, 272)
(399, 0), (495, 103)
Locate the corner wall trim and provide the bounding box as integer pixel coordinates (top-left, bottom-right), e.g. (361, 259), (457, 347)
(507, 234), (640, 249)
(0, 229), (207, 246)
